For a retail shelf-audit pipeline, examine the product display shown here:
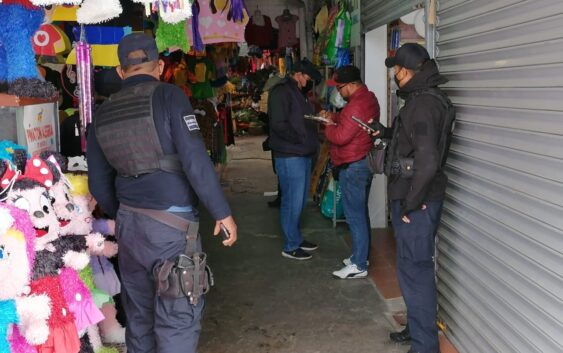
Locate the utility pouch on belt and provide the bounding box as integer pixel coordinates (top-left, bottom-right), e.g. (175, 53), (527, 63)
(120, 205), (213, 305)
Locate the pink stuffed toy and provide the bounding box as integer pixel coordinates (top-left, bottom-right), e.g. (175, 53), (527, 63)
(65, 173), (125, 347)
(0, 203), (51, 353)
(1, 157), (85, 353)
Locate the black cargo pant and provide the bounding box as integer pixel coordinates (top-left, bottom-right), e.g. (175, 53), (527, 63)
(116, 207), (204, 353)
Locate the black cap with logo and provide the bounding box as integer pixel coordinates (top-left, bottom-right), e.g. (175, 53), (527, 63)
(117, 33), (159, 67)
(385, 43), (430, 70)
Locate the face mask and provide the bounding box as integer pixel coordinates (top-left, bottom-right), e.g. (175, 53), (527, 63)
(330, 89), (347, 108)
(302, 80), (314, 94)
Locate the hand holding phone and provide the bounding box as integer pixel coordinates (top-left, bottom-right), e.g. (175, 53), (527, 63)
(351, 116), (383, 136)
(218, 224), (230, 241)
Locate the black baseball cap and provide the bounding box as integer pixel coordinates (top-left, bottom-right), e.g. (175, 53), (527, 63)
(327, 65), (362, 86)
(293, 58), (322, 84)
(118, 33), (159, 67)
(385, 43), (430, 70)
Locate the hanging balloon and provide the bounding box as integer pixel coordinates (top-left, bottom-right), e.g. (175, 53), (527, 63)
(76, 0), (123, 24)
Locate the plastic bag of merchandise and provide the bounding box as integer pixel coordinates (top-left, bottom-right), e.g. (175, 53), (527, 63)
(320, 176), (344, 219)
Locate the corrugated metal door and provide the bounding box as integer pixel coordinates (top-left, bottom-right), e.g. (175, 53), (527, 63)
(435, 1), (563, 352)
(361, 0), (422, 33)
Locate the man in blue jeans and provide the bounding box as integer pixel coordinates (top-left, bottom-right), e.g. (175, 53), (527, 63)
(321, 65), (380, 278)
(268, 59), (321, 260)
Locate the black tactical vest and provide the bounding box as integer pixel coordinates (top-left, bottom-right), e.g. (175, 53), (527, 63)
(95, 81), (183, 177)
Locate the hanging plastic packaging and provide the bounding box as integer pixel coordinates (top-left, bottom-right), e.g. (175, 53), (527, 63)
(321, 176), (344, 219)
(325, 5), (351, 65)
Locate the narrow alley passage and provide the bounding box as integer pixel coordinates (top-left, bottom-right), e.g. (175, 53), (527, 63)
(198, 136), (409, 353)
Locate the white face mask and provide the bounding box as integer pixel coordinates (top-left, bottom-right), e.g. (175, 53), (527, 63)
(330, 89), (347, 108)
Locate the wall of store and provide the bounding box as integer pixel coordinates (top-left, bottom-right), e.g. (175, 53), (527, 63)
(364, 26), (388, 228)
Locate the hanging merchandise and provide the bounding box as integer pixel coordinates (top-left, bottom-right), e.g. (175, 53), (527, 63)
(156, 15), (190, 52)
(132, 0), (193, 23)
(187, 54), (215, 99)
(186, 0), (249, 46)
(33, 23), (71, 57)
(334, 47), (350, 68)
(275, 8), (299, 48)
(190, 0), (204, 51)
(244, 9), (273, 48)
(0, 0), (58, 98)
(30, 0), (80, 5)
(75, 27), (93, 152)
(76, 0), (123, 24)
(314, 4), (329, 35)
(50, 5), (78, 21)
(312, 3), (339, 65)
(325, 4), (351, 65)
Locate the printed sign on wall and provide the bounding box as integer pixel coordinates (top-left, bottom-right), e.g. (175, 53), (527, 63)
(22, 103), (57, 155)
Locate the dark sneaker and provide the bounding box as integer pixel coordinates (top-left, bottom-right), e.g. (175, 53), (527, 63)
(390, 325), (411, 343)
(299, 240), (318, 251)
(281, 248), (312, 260)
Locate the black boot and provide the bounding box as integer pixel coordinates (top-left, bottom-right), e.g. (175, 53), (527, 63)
(390, 324), (411, 343)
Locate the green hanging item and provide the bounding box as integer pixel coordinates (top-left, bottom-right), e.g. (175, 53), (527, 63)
(155, 16), (190, 53)
(324, 4), (351, 65)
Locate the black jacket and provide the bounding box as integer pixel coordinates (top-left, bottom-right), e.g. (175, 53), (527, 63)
(267, 77), (318, 157)
(87, 75), (231, 220)
(388, 60), (450, 215)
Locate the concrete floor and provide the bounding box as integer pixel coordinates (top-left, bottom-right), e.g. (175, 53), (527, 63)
(197, 136), (410, 353)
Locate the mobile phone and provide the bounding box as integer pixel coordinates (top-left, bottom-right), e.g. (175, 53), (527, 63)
(218, 224), (231, 241)
(351, 116), (377, 133)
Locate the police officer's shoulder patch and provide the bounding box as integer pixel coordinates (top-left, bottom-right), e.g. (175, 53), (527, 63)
(183, 115), (200, 131)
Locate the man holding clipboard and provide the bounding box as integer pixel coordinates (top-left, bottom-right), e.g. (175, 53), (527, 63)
(319, 65), (380, 279)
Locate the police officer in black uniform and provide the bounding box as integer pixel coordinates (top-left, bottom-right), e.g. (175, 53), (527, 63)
(367, 43), (453, 353)
(87, 33), (238, 353)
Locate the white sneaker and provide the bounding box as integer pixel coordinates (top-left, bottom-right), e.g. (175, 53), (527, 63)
(342, 257), (369, 266)
(332, 264), (368, 279)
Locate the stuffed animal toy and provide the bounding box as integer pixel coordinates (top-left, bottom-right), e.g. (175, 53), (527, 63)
(0, 0), (57, 98)
(67, 156), (88, 173)
(0, 203), (51, 353)
(65, 173), (124, 347)
(31, 155), (117, 353)
(1, 157), (86, 353)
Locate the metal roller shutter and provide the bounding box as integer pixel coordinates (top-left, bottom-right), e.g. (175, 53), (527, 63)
(361, 0), (422, 33)
(435, 1), (563, 352)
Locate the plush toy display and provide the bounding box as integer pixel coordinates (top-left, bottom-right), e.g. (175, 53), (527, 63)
(0, 203), (51, 353)
(1, 157), (86, 353)
(0, 0), (57, 98)
(65, 173), (124, 347)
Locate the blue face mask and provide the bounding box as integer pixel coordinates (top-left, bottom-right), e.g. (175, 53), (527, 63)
(330, 89), (347, 108)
